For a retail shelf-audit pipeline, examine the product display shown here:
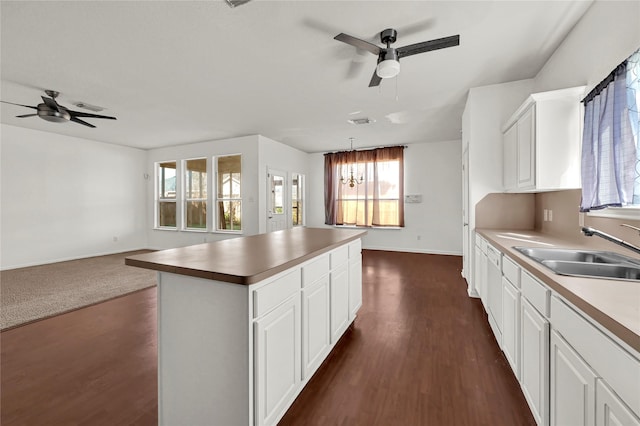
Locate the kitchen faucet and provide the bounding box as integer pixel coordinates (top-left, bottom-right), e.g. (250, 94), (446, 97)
(581, 226), (640, 256)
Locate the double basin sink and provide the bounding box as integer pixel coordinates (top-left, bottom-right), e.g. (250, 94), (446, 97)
(513, 247), (640, 281)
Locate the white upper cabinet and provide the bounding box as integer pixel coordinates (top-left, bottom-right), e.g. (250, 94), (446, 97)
(502, 86), (585, 192)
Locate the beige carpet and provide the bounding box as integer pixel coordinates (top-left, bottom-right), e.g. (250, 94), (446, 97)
(0, 250), (157, 330)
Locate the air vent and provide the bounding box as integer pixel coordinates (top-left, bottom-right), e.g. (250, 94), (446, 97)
(73, 102), (104, 112)
(348, 117), (376, 125)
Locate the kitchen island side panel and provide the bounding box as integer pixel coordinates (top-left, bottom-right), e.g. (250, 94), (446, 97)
(158, 272), (251, 426)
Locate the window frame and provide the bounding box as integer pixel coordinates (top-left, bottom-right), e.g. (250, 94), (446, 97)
(156, 160), (178, 229)
(215, 154), (243, 234)
(183, 157), (208, 231)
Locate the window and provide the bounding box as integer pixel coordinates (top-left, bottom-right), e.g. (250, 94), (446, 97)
(324, 146), (405, 227)
(216, 154), (242, 231)
(184, 158), (207, 230)
(292, 173), (304, 226)
(582, 48), (640, 218)
(157, 161), (177, 228)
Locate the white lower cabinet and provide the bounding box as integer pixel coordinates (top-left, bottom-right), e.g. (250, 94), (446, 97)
(330, 263), (350, 343)
(254, 294), (302, 426)
(596, 379), (640, 426)
(301, 275), (330, 380)
(550, 330), (597, 426)
(521, 297), (549, 426)
(348, 256), (362, 320)
(502, 276), (520, 379)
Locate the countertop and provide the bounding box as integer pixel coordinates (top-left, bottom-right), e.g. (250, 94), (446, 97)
(477, 229), (640, 354)
(125, 227), (366, 285)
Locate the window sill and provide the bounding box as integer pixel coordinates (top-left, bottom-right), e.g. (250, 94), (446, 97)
(586, 206), (640, 220)
(153, 227), (243, 235)
(334, 225), (403, 230)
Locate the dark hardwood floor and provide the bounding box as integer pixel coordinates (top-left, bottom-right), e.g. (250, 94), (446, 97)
(1, 250), (534, 426)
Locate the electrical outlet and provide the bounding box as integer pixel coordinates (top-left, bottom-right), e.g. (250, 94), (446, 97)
(417, 235), (421, 241)
(548, 210), (553, 222)
(543, 209), (548, 222)
(579, 212), (585, 227)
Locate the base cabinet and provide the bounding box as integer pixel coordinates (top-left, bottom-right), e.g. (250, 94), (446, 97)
(254, 295), (302, 426)
(550, 330), (596, 426)
(502, 277), (520, 379)
(330, 263), (350, 343)
(596, 379), (640, 426)
(301, 276), (330, 380)
(348, 257), (362, 320)
(521, 298), (549, 426)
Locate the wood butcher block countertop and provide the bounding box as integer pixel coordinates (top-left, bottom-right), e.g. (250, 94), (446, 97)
(477, 229), (640, 354)
(125, 227), (366, 285)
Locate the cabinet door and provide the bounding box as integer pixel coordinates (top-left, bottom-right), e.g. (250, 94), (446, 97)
(550, 330), (597, 426)
(596, 379), (640, 426)
(302, 276), (330, 380)
(254, 295), (301, 426)
(348, 257), (362, 320)
(517, 105), (535, 189)
(502, 277), (520, 379)
(503, 123), (518, 191)
(521, 298), (549, 426)
(330, 263), (350, 343)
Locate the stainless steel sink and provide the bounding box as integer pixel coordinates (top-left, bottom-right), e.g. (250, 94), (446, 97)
(513, 246), (640, 281)
(513, 247), (639, 265)
(541, 260), (640, 280)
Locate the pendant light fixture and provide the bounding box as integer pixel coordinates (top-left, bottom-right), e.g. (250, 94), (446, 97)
(340, 137), (364, 188)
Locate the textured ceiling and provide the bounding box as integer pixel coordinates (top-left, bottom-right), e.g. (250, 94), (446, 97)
(0, 1), (592, 152)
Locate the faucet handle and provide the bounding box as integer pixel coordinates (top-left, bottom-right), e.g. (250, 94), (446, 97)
(621, 223), (640, 235)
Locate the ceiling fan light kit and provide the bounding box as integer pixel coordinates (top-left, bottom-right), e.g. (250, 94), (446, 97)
(376, 59), (400, 79)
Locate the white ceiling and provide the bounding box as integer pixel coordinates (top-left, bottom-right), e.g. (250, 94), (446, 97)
(0, 1), (592, 153)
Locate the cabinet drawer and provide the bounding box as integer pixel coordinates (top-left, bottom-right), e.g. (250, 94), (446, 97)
(551, 296), (640, 418)
(253, 269), (300, 319)
(521, 271), (549, 317)
(302, 255), (329, 287)
(502, 256), (520, 288)
(348, 240), (362, 259)
(330, 245), (349, 269)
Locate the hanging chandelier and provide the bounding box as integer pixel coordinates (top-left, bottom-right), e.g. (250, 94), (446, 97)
(340, 137), (364, 188)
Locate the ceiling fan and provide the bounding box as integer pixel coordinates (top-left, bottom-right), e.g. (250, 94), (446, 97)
(1, 90), (116, 128)
(334, 28), (460, 87)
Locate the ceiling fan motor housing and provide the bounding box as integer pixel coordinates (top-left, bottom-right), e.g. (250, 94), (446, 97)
(38, 104), (71, 123)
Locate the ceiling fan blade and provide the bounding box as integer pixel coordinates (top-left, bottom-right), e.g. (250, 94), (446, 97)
(16, 114), (38, 118)
(69, 110), (117, 120)
(368, 69), (382, 87)
(334, 33), (381, 55)
(397, 34), (460, 59)
(1, 100), (37, 110)
(41, 96), (60, 111)
(70, 116), (96, 128)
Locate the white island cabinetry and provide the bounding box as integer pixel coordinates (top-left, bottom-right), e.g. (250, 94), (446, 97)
(126, 228), (365, 426)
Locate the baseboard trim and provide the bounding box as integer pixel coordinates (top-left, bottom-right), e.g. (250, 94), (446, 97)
(1, 247), (150, 271)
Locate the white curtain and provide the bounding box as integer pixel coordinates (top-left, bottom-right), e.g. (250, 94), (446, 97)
(580, 49), (640, 211)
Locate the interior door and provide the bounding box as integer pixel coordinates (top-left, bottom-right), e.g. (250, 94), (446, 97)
(267, 169), (287, 232)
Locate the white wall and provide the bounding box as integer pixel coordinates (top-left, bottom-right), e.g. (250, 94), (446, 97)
(533, 1), (640, 94)
(257, 135), (309, 233)
(0, 124), (148, 269)
(146, 135), (260, 250)
(307, 140), (463, 255)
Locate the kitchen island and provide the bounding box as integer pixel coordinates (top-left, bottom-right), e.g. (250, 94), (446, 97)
(126, 227), (366, 426)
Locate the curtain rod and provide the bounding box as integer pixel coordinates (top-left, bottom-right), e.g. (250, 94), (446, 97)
(581, 56), (629, 104)
(323, 144), (407, 155)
